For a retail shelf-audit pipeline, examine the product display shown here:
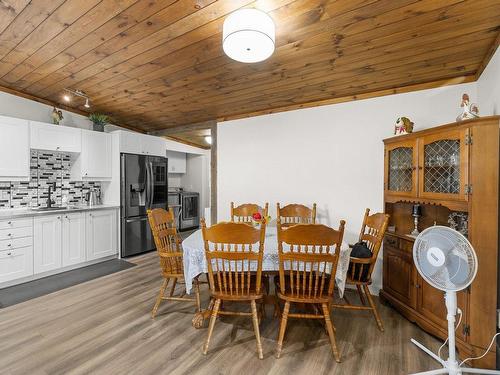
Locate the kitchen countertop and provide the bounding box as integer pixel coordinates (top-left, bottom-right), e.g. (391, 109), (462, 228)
(0, 205), (120, 219)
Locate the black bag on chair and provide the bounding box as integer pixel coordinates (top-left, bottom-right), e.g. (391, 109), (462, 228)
(348, 241), (372, 281)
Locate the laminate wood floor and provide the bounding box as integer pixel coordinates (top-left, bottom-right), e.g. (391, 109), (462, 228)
(0, 252), (443, 375)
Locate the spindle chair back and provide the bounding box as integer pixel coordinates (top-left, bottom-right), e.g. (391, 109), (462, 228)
(277, 203), (316, 228)
(230, 202), (269, 224)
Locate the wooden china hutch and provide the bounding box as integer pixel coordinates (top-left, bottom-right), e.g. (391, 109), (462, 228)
(380, 116), (500, 369)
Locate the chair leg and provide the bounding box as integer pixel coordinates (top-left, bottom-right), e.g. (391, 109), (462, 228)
(251, 300), (264, 359)
(356, 285), (367, 305)
(151, 278), (169, 318)
(203, 298), (221, 355)
(322, 303), (341, 363)
(276, 301), (290, 359)
(169, 277), (178, 297)
(194, 277), (201, 313)
(363, 284), (384, 332)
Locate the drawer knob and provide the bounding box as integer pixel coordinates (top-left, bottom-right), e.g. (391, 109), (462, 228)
(7, 252), (11, 256)
(7, 244), (11, 247)
(7, 233), (12, 237)
(7, 221), (12, 225)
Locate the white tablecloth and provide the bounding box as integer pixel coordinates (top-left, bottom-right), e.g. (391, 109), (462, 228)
(182, 226), (352, 297)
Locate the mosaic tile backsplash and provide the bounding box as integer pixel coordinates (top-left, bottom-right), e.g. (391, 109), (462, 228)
(0, 151), (101, 209)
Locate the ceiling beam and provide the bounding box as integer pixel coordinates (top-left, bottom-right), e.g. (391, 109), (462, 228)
(164, 135), (210, 150)
(148, 120), (216, 135)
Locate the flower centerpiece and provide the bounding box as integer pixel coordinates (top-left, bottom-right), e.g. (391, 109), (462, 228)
(252, 212), (271, 226)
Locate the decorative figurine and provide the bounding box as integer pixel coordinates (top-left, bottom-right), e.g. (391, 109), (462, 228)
(394, 117), (414, 135)
(411, 204), (422, 236)
(51, 107), (64, 125)
(456, 93), (479, 122)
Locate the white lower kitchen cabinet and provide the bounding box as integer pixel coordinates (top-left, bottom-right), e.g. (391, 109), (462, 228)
(62, 212), (86, 267)
(0, 247), (34, 283)
(86, 209), (117, 261)
(34, 215), (62, 274)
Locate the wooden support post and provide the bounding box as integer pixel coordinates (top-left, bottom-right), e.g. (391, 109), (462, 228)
(210, 122), (217, 225)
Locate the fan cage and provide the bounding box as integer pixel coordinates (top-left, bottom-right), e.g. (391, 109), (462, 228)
(413, 226), (477, 292)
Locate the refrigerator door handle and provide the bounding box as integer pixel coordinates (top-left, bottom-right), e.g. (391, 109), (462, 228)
(149, 161), (154, 208)
(126, 217), (149, 223)
(145, 160), (151, 209)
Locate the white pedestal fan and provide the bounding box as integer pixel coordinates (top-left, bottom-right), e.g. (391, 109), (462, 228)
(410, 226), (500, 375)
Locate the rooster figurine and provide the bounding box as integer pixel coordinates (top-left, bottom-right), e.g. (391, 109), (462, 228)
(456, 93), (479, 122)
(51, 107), (64, 125)
(394, 117), (414, 135)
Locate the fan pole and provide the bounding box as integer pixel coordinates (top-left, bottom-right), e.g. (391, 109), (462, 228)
(410, 291), (500, 375)
(444, 292), (459, 374)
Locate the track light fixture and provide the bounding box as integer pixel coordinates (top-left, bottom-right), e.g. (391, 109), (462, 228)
(64, 88), (91, 109)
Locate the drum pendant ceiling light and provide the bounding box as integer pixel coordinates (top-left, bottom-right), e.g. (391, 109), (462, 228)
(222, 9), (275, 63)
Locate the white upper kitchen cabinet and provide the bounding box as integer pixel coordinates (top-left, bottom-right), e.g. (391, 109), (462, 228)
(86, 209), (117, 261)
(62, 212), (86, 267)
(143, 134), (167, 156)
(0, 115), (30, 181)
(34, 215), (62, 274)
(79, 130), (112, 180)
(166, 150), (186, 173)
(30, 121), (82, 152)
(117, 130), (166, 157)
(118, 130), (142, 155)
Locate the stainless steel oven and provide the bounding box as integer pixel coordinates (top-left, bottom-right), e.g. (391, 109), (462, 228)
(180, 191), (199, 231)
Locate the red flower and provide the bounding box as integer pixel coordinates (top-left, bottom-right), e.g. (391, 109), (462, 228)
(252, 212), (262, 220)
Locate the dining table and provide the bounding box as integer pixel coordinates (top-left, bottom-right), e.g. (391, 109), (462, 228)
(182, 225), (353, 327)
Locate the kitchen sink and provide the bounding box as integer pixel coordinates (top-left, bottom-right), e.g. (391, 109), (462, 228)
(30, 206), (80, 212)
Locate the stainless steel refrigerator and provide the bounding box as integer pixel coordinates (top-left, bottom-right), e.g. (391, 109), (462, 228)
(120, 153), (168, 257)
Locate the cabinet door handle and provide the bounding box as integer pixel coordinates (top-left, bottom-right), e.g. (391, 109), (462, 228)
(57, 216), (61, 219)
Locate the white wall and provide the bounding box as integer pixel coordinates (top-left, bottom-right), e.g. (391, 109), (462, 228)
(0, 90), (128, 132)
(181, 154), (210, 216)
(478, 48), (500, 116)
(0, 91), (94, 130)
(218, 81), (481, 294)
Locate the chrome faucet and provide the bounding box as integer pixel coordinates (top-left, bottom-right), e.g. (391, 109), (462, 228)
(47, 182), (56, 208)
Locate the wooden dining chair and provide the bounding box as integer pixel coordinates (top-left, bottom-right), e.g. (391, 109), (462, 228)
(276, 203), (316, 227)
(275, 220), (345, 362)
(230, 202), (269, 224)
(147, 208), (202, 318)
(332, 208), (389, 331)
(201, 219), (266, 359)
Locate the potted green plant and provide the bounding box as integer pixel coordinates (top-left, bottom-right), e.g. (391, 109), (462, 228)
(88, 113), (109, 132)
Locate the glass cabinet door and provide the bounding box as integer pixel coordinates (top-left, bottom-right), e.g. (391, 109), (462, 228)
(418, 129), (468, 201)
(385, 140), (417, 197)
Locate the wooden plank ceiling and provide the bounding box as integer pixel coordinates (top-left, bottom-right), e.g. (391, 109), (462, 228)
(0, 0), (499, 146)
